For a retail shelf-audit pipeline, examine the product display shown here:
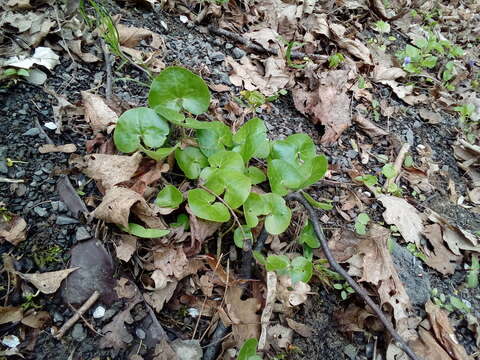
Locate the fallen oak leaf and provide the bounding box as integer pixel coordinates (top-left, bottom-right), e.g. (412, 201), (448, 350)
(67, 40), (101, 63)
(17, 268), (79, 294)
(81, 91), (118, 133)
(114, 234), (137, 262)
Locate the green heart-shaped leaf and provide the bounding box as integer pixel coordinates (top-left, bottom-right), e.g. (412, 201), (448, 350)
(175, 147), (208, 179)
(232, 117), (270, 162)
(187, 188), (230, 222)
(155, 185), (184, 209)
(148, 66), (211, 115)
(120, 223), (170, 238)
(266, 255), (290, 271)
(243, 192), (269, 228)
(263, 193), (292, 235)
(233, 225), (253, 249)
(204, 169), (251, 209)
(291, 256), (313, 283)
(114, 107), (170, 153)
(207, 150), (244, 172)
(140, 144), (178, 161)
(270, 134), (316, 163)
(299, 155), (328, 188)
(298, 220), (320, 248)
(245, 166), (266, 185)
(238, 339), (261, 360)
(154, 105), (186, 124)
(267, 159), (302, 196)
(197, 123), (233, 157)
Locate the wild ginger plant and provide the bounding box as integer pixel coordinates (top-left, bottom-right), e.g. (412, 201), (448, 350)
(112, 66), (329, 284)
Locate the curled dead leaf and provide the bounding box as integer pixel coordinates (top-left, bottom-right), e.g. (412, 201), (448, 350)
(0, 215), (27, 246)
(81, 91), (118, 133)
(17, 267), (79, 294)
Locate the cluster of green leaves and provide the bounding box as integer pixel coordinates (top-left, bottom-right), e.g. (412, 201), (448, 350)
(355, 162), (402, 196)
(454, 103), (478, 143)
(2, 68), (29, 78)
(354, 213), (370, 235)
(333, 281), (355, 300)
(33, 245), (63, 268)
(328, 53), (345, 69)
(396, 32), (464, 89)
(431, 288), (471, 313)
(466, 254), (479, 288)
(112, 66), (329, 283)
(237, 338), (261, 360)
(240, 89), (287, 109)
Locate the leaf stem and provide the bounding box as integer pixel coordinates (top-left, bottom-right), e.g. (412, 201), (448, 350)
(285, 192), (422, 360)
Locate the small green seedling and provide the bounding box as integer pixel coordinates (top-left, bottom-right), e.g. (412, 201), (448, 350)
(237, 338), (262, 360)
(333, 281), (355, 300)
(265, 255), (313, 284)
(454, 104), (475, 123)
(406, 243), (427, 262)
(431, 288), (471, 313)
(372, 21), (391, 34)
(286, 41), (308, 69)
(21, 290), (42, 310)
(328, 53), (345, 69)
(466, 255), (479, 288)
(355, 213), (370, 235)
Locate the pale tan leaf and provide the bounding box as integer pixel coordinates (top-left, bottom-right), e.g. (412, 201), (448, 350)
(116, 24), (163, 49)
(378, 195), (424, 247)
(277, 275), (312, 307)
(114, 235), (137, 262)
(422, 224), (461, 275)
(353, 114), (388, 137)
(410, 327), (455, 360)
(286, 318), (313, 337)
(73, 152), (142, 190)
(68, 40), (101, 63)
(268, 324), (293, 349)
(0, 306), (23, 325)
(419, 108), (442, 124)
(81, 91), (118, 133)
(38, 144), (77, 154)
(114, 278), (138, 299)
(144, 281), (177, 312)
(17, 268), (79, 294)
(21, 311), (50, 329)
(0, 216), (27, 246)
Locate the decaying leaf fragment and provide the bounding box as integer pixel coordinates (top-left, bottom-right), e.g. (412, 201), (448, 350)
(116, 23), (163, 49)
(17, 268), (79, 294)
(0, 307), (23, 325)
(347, 224), (415, 340)
(81, 91), (118, 133)
(292, 70), (352, 144)
(0, 215), (27, 246)
(114, 235), (137, 262)
(422, 224), (461, 275)
(38, 144), (77, 154)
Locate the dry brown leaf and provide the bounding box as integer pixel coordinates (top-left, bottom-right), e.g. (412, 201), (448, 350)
(17, 268), (79, 294)
(425, 301), (472, 360)
(114, 277), (137, 299)
(422, 224), (461, 275)
(328, 229), (361, 263)
(336, 303), (381, 334)
(269, 324), (293, 349)
(74, 152), (142, 190)
(419, 108), (442, 124)
(353, 114), (388, 137)
(152, 338), (178, 360)
(378, 195), (424, 247)
(208, 83), (231, 92)
(93, 186), (154, 228)
(225, 285), (261, 347)
(348, 224), (415, 340)
(292, 70), (351, 144)
(21, 310), (50, 329)
(286, 318), (313, 337)
(185, 205), (222, 256)
(152, 247), (188, 279)
(0, 215), (27, 246)
(410, 327), (455, 360)
(402, 168), (435, 194)
(81, 91), (118, 133)
(38, 144), (77, 154)
(144, 281), (177, 313)
(116, 23), (163, 49)
(0, 306), (23, 325)
(426, 209), (480, 255)
(101, 292), (142, 349)
(468, 188), (480, 204)
(329, 23), (372, 64)
(277, 275), (312, 307)
(67, 40), (101, 63)
(114, 235), (137, 262)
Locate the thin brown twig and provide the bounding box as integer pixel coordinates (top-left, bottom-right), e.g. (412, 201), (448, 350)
(54, 291), (100, 339)
(384, 143), (410, 191)
(285, 192), (422, 360)
(67, 303), (103, 337)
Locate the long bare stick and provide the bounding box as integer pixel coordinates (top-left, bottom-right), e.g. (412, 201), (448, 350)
(384, 143), (410, 191)
(285, 192), (422, 360)
(54, 291), (100, 339)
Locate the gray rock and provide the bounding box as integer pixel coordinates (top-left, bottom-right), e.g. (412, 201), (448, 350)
(391, 241), (431, 306)
(33, 206), (48, 217)
(346, 150), (358, 159)
(56, 215), (79, 225)
(136, 328), (146, 340)
(404, 128), (415, 145)
(23, 128), (40, 136)
(103, 309), (117, 321)
(232, 47), (246, 59)
(15, 170), (25, 178)
(71, 324), (87, 341)
(343, 344), (358, 360)
(171, 339), (202, 360)
(75, 226), (91, 242)
(225, 43), (234, 49)
(53, 312), (64, 323)
(210, 51), (225, 63)
(0, 160), (7, 175)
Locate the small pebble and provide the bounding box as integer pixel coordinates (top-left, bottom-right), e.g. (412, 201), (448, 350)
(44, 122), (57, 130)
(75, 227), (91, 242)
(71, 324), (87, 341)
(23, 128), (40, 136)
(210, 51), (225, 63)
(135, 328), (146, 340)
(33, 206), (48, 217)
(232, 47), (246, 59)
(93, 306), (106, 319)
(225, 43), (234, 49)
(56, 215), (79, 225)
(53, 312), (64, 323)
(2, 335), (20, 348)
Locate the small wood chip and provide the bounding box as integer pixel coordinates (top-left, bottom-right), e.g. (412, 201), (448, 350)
(38, 144), (77, 154)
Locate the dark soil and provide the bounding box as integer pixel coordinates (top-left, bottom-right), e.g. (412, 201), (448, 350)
(1, 3), (479, 360)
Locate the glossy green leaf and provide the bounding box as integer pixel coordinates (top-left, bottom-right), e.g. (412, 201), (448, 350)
(187, 188), (230, 222)
(266, 255), (290, 271)
(175, 147), (208, 179)
(234, 226), (253, 249)
(207, 150), (244, 172)
(232, 117), (270, 162)
(148, 66), (211, 115)
(114, 107), (170, 153)
(382, 163), (396, 179)
(245, 166), (266, 185)
(355, 174), (378, 187)
(355, 213), (370, 235)
(237, 338), (261, 360)
(267, 159), (302, 196)
(141, 144), (177, 161)
(155, 185), (183, 208)
(301, 192), (333, 210)
(253, 251), (267, 265)
(121, 223), (170, 238)
(243, 192), (269, 228)
(197, 123), (233, 157)
(17, 69), (30, 77)
(170, 213), (189, 229)
(204, 170), (251, 209)
(298, 220), (320, 248)
(299, 155), (328, 188)
(291, 256), (313, 283)
(263, 193), (292, 235)
(154, 105), (185, 123)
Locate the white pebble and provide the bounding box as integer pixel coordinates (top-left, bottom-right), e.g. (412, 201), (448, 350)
(179, 15), (188, 24)
(187, 308), (199, 318)
(2, 335), (20, 348)
(93, 306), (106, 319)
(44, 122), (57, 130)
